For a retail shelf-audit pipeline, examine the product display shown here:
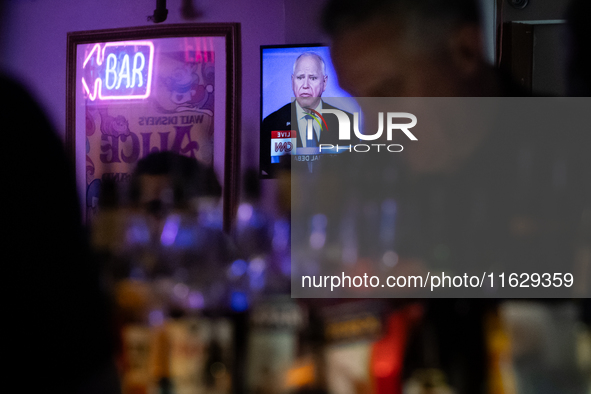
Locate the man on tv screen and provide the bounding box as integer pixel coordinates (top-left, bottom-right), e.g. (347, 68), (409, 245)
(260, 51), (351, 176)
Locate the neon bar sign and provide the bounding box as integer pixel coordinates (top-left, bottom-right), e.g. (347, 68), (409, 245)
(82, 41), (154, 100)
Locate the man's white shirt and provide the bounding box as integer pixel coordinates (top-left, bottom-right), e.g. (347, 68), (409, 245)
(295, 100), (322, 148)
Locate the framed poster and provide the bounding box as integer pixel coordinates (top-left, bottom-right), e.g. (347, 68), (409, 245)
(66, 23), (241, 231)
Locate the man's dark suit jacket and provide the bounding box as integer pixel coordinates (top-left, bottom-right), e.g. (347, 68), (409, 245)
(260, 100), (354, 177)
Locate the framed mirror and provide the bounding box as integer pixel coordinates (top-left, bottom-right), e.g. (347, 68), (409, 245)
(66, 23), (241, 231)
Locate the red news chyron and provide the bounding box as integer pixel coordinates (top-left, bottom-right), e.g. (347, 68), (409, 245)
(271, 130), (297, 139)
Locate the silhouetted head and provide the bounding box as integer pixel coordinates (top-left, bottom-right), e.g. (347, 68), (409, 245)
(322, 0), (494, 97)
(130, 151), (221, 218)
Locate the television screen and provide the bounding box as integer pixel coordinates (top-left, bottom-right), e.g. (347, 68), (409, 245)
(259, 44), (356, 178)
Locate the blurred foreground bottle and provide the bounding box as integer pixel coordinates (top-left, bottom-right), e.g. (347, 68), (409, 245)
(91, 152), (236, 394)
(230, 168), (303, 393)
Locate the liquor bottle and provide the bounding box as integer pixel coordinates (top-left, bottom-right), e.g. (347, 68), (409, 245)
(245, 295), (306, 393)
(401, 299), (491, 394)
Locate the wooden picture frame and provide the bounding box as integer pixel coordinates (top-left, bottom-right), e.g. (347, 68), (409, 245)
(66, 23), (241, 231)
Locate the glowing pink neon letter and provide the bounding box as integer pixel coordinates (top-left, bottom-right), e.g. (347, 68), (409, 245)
(81, 41), (154, 101)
